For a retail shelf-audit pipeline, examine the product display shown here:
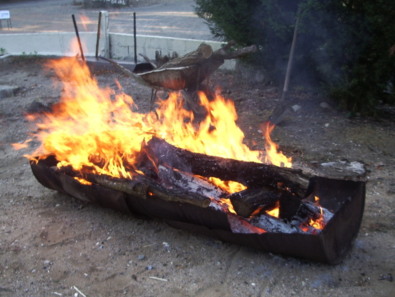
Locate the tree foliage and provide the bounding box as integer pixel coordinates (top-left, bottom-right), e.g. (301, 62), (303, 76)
(195, 0), (395, 115)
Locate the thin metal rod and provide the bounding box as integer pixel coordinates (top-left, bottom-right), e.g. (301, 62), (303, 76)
(95, 11), (102, 58)
(133, 12), (137, 64)
(268, 8), (302, 124)
(280, 10), (300, 101)
(72, 14), (85, 61)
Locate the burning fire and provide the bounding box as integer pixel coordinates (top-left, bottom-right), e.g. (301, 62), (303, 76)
(16, 56), (335, 235)
(309, 196), (325, 230)
(300, 196), (326, 233)
(262, 122), (292, 168)
(23, 57), (291, 185)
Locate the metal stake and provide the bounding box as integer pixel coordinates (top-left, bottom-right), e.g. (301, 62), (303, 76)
(95, 11), (102, 58)
(268, 9), (301, 124)
(72, 14), (85, 61)
(133, 12), (137, 64)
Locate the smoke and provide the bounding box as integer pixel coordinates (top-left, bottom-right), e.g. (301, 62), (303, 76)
(248, 1), (366, 93)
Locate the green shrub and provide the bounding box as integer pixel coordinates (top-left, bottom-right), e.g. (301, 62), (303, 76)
(195, 0), (395, 115)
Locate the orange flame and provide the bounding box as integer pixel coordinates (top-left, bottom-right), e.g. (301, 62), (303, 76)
(265, 201), (280, 218)
(308, 196), (325, 230)
(22, 57), (291, 191)
(11, 138), (32, 150)
(262, 122), (292, 168)
(73, 177), (92, 185)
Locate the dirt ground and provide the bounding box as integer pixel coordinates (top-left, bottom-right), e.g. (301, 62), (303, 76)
(0, 55), (394, 297)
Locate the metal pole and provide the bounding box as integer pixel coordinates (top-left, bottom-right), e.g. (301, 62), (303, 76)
(95, 11), (102, 58)
(268, 9), (301, 124)
(280, 11), (300, 101)
(133, 12), (137, 64)
(72, 14), (85, 61)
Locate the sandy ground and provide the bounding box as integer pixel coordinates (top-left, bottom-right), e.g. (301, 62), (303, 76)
(0, 55), (394, 297)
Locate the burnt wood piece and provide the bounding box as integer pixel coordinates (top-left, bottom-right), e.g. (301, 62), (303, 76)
(157, 164), (225, 199)
(91, 174), (211, 208)
(279, 192), (303, 220)
(249, 200), (334, 235)
(143, 137), (310, 197)
(249, 214), (300, 234)
(54, 166), (212, 208)
(288, 201), (334, 234)
(229, 187), (282, 218)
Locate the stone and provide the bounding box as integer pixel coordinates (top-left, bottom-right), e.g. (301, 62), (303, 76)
(0, 85), (19, 99)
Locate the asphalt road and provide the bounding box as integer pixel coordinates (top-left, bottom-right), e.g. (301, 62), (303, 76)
(0, 0), (215, 40)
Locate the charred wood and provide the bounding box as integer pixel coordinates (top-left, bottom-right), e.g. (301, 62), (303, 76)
(229, 187), (281, 218)
(90, 173), (211, 208)
(157, 164), (225, 199)
(143, 137), (310, 196)
(289, 201), (334, 232)
(249, 214), (300, 234)
(247, 200), (333, 234)
(54, 165), (211, 208)
(279, 192), (302, 220)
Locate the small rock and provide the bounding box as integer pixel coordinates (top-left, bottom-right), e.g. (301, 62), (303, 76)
(320, 102), (331, 109)
(0, 85), (19, 99)
(162, 242), (170, 251)
(137, 254), (146, 261)
(26, 101), (52, 114)
(379, 273), (393, 282)
(291, 104), (301, 112)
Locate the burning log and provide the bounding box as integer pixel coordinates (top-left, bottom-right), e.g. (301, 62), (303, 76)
(228, 187), (281, 217)
(246, 199), (333, 234)
(142, 136), (310, 197)
(91, 174), (211, 208)
(291, 201), (334, 227)
(157, 164), (225, 199)
(54, 166), (212, 208)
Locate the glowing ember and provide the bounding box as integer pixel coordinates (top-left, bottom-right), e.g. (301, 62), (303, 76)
(208, 177), (246, 194)
(308, 196), (326, 230)
(22, 57), (291, 181)
(73, 177), (92, 185)
(299, 196), (328, 233)
(265, 201), (280, 218)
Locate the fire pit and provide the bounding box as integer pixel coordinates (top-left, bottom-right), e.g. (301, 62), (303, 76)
(21, 57), (365, 264)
